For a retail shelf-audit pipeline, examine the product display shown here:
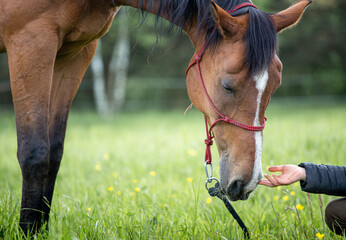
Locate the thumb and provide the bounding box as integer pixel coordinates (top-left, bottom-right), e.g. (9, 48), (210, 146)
(268, 165), (284, 172)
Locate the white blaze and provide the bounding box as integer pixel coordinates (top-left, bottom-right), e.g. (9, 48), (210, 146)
(245, 70), (268, 193)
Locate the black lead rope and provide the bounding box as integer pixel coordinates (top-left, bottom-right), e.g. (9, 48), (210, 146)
(208, 182), (250, 239)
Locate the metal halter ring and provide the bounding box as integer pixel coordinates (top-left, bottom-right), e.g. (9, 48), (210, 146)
(205, 162), (213, 182)
(205, 177), (220, 191)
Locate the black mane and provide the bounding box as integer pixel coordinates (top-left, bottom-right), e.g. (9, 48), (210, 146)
(139, 0), (277, 76)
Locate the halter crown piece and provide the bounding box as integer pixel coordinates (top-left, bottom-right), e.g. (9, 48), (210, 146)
(185, 3), (265, 239)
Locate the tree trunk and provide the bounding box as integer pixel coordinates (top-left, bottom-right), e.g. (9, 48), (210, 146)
(91, 8), (130, 117)
(91, 39), (109, 117)
(110, 9), (130, 112)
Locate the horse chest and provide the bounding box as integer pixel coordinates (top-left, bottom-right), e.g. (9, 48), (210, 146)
(66, 8), (118, 41)
(59, 5), (119, 55)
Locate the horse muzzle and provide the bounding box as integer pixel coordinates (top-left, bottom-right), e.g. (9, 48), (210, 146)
(226, 180), (251, 201)
(220, 155), (262, 201)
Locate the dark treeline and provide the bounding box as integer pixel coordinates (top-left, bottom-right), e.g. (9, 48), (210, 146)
(0, 1), (344, 110)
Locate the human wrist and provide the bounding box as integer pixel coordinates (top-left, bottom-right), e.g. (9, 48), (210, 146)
(298, 166), (306, 181)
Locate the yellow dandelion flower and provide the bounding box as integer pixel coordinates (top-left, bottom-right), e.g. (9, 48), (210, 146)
(277, 186), (282, 190)
(150, 171), (156, 176)
(316, 233), (325, 239)
(87, 208), (91, 212)
(135, 187), (141, 192)
(187, 149), (198, 157)
(130, 192), (135, 196)
(112, 172), (118, 179)
(296, 204), (304, 210)
(206, 198), (212, 204)
(108, 186), (114, 192)
(283, 195), (289, 201)
(290, 191), (295, 196)
(274, 196), (279, 201)
(132, 179), (138, 184)
(94, 162), (102, 171)
(294, 182), (299, 187)
(117, 191), (121, 195)
(104, 153), (110, 161)
(187, 177), (193, 182)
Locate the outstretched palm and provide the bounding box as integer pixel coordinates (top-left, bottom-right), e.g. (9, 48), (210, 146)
(258, 165), (306, 187)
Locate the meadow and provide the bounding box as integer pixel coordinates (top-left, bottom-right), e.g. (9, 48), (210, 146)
(0, 102), (345, 239)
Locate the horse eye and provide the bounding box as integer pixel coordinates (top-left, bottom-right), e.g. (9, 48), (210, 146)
(222, 81), (234, 93)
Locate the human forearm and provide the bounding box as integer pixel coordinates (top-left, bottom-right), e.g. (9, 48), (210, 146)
(299, 163), (346, 196)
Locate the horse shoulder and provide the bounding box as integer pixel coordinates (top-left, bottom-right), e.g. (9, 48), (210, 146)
(58, 2), (119, 56)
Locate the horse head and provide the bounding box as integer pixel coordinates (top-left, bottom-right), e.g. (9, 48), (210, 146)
(186, 0), (311, 201)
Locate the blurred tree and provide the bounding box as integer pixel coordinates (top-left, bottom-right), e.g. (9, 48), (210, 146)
(91, 39), (108, 116)
(91, 8), (130, 116)
(266, 0), (346, 96)
(89, 7), (193, 112)
(111, 10), (130, 112)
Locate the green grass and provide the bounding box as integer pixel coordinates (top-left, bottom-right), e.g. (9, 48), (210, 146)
(0, 102), (345, 239)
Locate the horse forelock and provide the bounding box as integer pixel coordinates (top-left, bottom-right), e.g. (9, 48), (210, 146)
(245, 9), (277, 76)
(137, 0), (277, 76)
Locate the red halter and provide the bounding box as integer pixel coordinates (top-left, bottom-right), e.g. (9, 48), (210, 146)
(185, 3), (266, 168)
(228, 2), (258, 14)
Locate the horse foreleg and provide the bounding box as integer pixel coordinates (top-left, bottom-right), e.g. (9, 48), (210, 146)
(5, 23), (58, 234)
(42, 40), (99, 223)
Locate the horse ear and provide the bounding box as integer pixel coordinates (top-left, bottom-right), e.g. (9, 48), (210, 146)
(270, 0), (312, 33)
(210, 1), (245, 38)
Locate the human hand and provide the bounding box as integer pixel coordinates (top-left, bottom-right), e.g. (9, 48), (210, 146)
(258, 165), (306, 187)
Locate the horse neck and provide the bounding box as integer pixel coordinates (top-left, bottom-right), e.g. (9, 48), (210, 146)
(116, 0), (203, 47)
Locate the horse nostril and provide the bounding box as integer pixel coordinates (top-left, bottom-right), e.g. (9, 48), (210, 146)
(228, 180), (245, 197)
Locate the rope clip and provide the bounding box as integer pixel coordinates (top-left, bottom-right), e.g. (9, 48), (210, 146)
(205, 162), (214, 183)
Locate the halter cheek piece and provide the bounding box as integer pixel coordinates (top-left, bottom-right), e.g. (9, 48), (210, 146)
(185, 3), (265, 239)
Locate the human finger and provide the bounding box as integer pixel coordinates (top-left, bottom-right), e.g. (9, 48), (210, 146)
(259, 179), (275, 186)
(268, 166), (284, 172)
(258, 180), (275, 187)
(264, 174), (279, 186)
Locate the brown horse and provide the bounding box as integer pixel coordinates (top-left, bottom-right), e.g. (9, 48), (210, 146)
(0, 0), (312, 233)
